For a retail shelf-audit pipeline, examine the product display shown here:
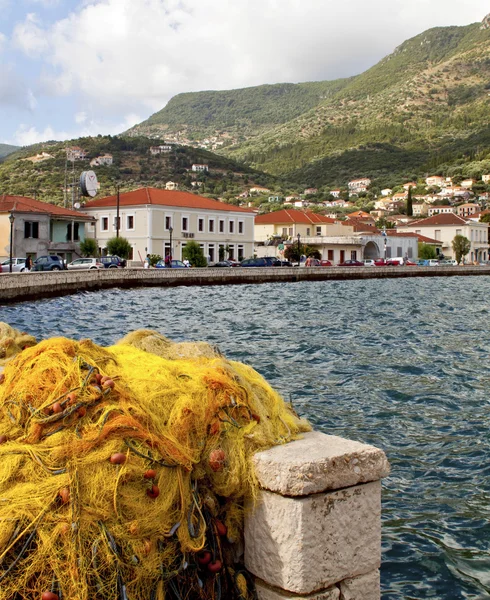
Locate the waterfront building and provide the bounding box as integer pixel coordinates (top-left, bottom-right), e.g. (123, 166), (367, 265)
(397, 213), (489, 262)
(81, 187), (255, 263)
(0, 194), (94, 262)
(254, 208), (418, 263)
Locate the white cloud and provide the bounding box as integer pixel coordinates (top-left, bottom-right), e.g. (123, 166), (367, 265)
(11, 111), (143, 145)
(12, 13), (49, 57)
(8, 0), (490, 140)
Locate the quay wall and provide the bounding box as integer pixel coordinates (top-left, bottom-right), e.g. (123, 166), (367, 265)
(1, 265), (489, 304)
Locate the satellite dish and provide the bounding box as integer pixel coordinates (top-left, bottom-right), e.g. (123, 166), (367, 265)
(80, 170), (98, 197)
(74, 202), (81, 209)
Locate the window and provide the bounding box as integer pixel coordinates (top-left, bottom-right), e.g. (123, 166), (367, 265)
(282, 227), (287, 236)
(66, 223), (80, 241)
(397, 246), (402, 256)
(219, 220), (225, 233)
(229, 220), (234, 234)
(182, 217), (188, 232)
(306, 228), (311, 236)
(316, 226), (322, 236)
(238, 221), (244, 234)
(209, 219), (215, 233)
(289, 228), (293, 236)
(434, 230), (441, 241)
(208, 244), (215, 263)
(126, 215), (134, 230)
(328, 249), (334, 261)
(165, 216), (172, 230)
(198, 218), (204, 232)
(456, 229), (462, 236)
(351, 251), (357, 260)
(238, 245), (244, 261)
(24, 221), (39, 239)
(113, 217), (121, 231)
(407, 247), (413, 258)
(101, 217), (109, 232)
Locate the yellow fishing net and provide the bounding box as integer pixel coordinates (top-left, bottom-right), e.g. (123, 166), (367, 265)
(0, 326), (310, 600)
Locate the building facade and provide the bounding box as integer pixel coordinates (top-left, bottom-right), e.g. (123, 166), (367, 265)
(0, 194), (94, 262)
(81, 187), (255, 263)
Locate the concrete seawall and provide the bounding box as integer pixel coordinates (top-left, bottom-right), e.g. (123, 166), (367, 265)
(1, 265), (489, 304)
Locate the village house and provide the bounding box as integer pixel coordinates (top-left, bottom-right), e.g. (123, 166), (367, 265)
(66, 146), (88, 161)
(249, 187), (272, 195)
(149, 145), (173, 155)
(380, 188), (393, 196)
(0, 194), (94, 263)
(304, 188), (318, 195)
(456, 203), (480, 218)
(427, 205), (456, 217)
(397, 213), (489, 262)
(165, 181), (179, 191)
(191, 164), (209, 173)
(482, 174), (490, 184)
(348, 178), (371, 196)
(329, 190), (341, 198)
(425, 175), (445, 188)
(81, 187), (255, 264)
(90, 154), (113, 167)
(412, 203), (429, 217)
(461, 179), (475, 189)
(403, 182), (417, 190)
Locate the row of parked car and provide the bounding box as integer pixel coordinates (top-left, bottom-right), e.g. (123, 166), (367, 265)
(0, 255), (127, 273)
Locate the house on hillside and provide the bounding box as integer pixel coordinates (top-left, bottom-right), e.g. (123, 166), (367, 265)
(249, 187), (271, 195)
(427, 205), (455, 217)
(150, 145), (173, 155)
(66, 146), (88, 161)
(191, 164), (209, 173)
(412, 203), (429, 217)
(381, 188), (392, 196)
(482, 174), (490, 184)
(330, 190), (341, 198)
(397, 213), (489, 262)
(304, 188), (318, 195)
(403, 182), (417, 190)
(0, 194), (94, 262)
(90, 154), (113, 167)
(81, 187), (255, 264)
(457, 203), (480, 218)
(348, 178), (371, 197)
(461, 179), (475, 189)
(24, 152), (54, 163)
(165, 181), (179, 191)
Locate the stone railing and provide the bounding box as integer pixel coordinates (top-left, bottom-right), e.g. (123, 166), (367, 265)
(245, 431), (390, 600)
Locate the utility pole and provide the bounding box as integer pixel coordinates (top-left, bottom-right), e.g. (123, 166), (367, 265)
(116, 184), (120, 238)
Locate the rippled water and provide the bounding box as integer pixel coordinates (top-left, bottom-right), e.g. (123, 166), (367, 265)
(2, 277), (490, 599)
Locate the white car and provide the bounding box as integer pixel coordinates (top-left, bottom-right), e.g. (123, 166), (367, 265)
(1, 257), (27, 272)
(363, 259), (376, 267)
(67, 258), (104, 270)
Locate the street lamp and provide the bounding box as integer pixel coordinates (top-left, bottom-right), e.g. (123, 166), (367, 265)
(297, 232), (301, 266)
(8, 213), (14, 273)
(169, 226), (173, 268)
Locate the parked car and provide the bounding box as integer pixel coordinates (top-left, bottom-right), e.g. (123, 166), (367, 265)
(277, 260), (293, 267)
(337, 259), (364, 267)
(155, 259), (189, 268)
(240, 258), (269, 267)
(425, 259), (440, 267)
(212, 260), (240, 268)
(363, 259), (376, 267)
(374, 258), (389, 266)
(1, 257), (26, 272)
(100, 256), (127, 269)
(405, 259), (418, 266)
(32, 255), (66, 271)
(439, 259), (458, 266)
(67, 258), (104, 270)
(262, 257), (282, 266)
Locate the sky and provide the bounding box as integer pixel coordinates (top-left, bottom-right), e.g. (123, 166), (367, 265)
(0, 0), (489, 147)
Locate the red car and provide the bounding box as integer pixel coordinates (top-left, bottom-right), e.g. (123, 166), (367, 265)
(320, 259), (332, 266)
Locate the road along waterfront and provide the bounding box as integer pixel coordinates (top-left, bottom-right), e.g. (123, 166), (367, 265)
(1, 264), (489, 304)
(2, 276), (490, 599)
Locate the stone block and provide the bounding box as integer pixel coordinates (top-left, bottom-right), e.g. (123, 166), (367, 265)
(255, 578), (340, 600)
(245, 482), (381, 595)
(252, 431), (389, 496)
(339, 570), (380, 600)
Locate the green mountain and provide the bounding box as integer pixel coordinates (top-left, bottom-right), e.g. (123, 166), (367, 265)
(0, 144), (19, 159)
(0, 136), (278, 206)
(126, 16), (490, 188)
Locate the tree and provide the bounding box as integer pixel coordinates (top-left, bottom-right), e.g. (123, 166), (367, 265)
(418, 243), (437, 259)
(479, 213), (490, 223)
(182, 240), (207, 267)
(106, 236), (132, 258)
(284, 242), (304, 264)
(406, 186), (413, 217)
(79, 238), (98, 257)
(452, 235), (471, 264)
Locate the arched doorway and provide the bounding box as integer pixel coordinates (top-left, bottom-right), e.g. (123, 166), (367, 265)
(363, 241), (379, 259)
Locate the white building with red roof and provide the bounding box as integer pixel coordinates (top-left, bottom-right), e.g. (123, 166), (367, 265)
(397, 213), (489, 262)
(81, 187), (255, 263)
(0, 194), (94, 262)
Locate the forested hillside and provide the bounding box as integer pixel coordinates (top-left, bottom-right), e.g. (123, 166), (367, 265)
(0, 144), (19, 159)
(126, 17), (490, 187)
(0, 136), (277, 205)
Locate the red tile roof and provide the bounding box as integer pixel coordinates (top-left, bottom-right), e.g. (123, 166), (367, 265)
(255, 209), (336, 225)
(408, 213), (469, 227)
(0, 194), (93, 220)
(83, 187), (253, 213)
